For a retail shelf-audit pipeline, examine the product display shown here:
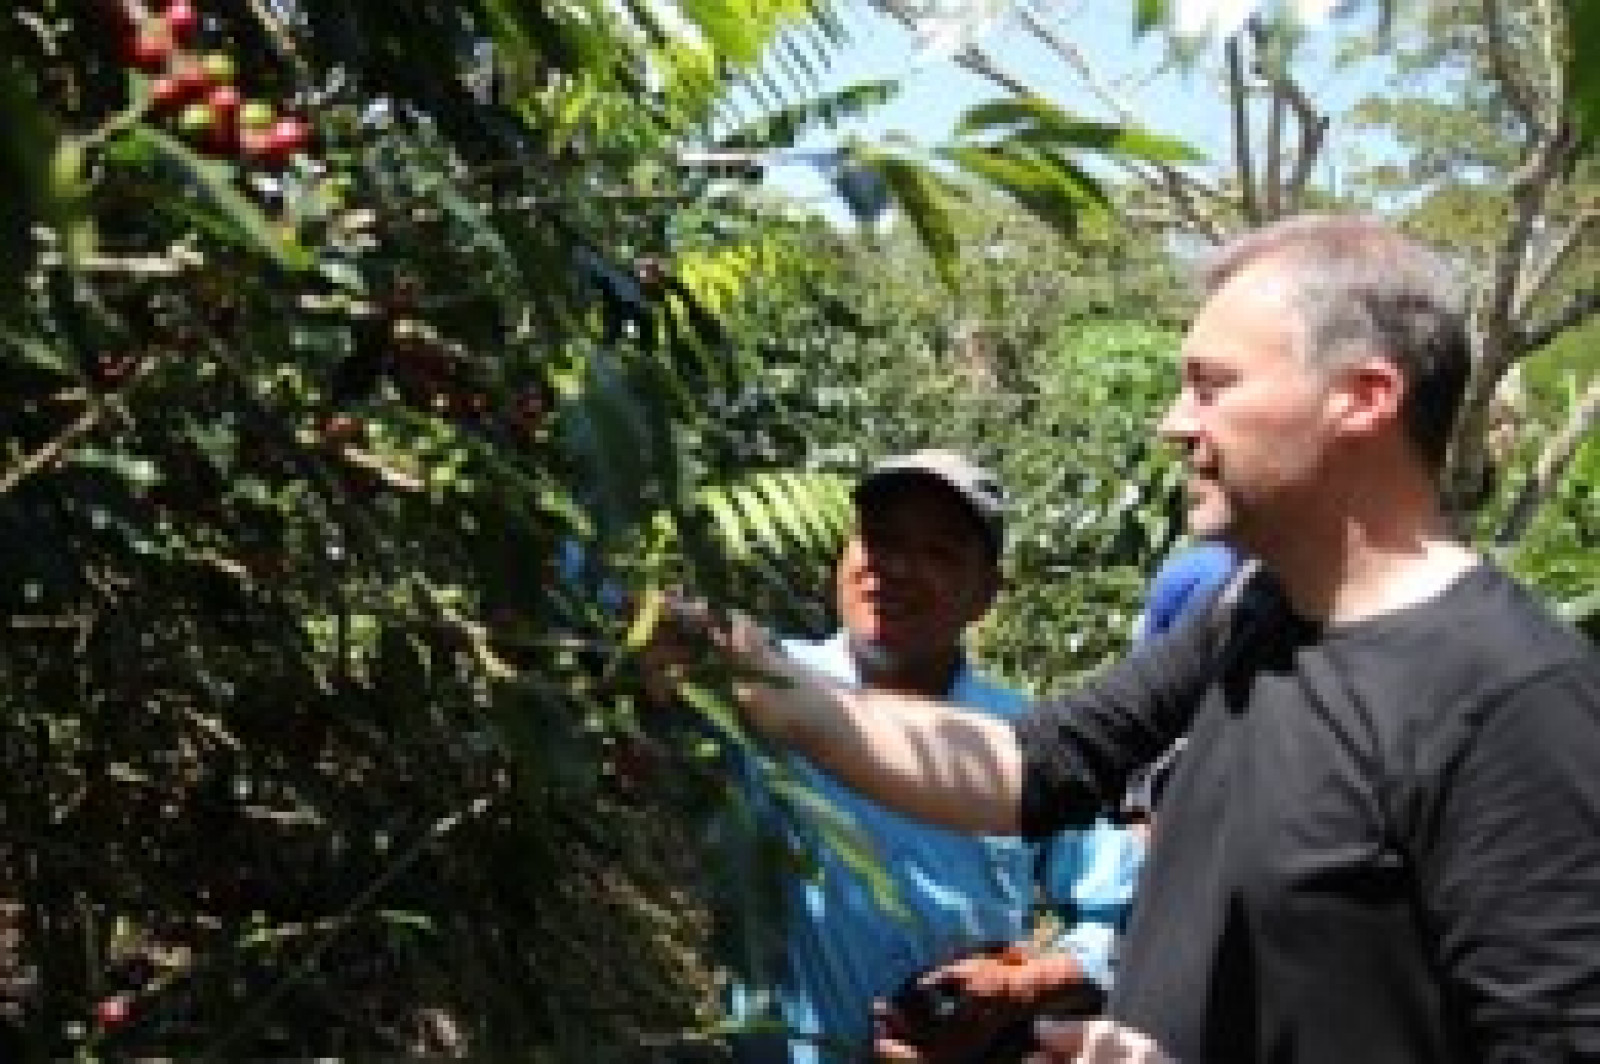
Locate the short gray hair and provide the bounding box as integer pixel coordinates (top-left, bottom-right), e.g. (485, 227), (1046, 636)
(1204, 214), (1470, 473)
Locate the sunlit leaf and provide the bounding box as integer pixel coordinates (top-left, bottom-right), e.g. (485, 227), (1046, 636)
(130, 127), (311, 270)
(956, 97), (1205, 164)
(719, 79), (901, 149)
(872, 153), (963, 287)
(767, 770), (908, 921)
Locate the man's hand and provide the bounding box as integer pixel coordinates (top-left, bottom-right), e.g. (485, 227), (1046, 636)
(1026, 1018), (1175, 1064)
(637, 593), (760, 700)
(873, 945), (1104, 1063)
(637, 592), (793, 734)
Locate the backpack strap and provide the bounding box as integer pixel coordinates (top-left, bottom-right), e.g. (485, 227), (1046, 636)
(1205, 557), (1265, 666)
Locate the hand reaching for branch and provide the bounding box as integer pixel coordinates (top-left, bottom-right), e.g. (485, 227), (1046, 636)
(637, 591), (782, 710)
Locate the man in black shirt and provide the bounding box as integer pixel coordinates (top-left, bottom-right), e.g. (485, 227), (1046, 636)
(683, 214), (1600, 1063)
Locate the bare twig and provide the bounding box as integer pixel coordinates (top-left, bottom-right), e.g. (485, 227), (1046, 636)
(37, 249), (204, 276)
(242, 0), (310, 80)
(954, 45), (1035, 98)
(0, 406), (101, 497)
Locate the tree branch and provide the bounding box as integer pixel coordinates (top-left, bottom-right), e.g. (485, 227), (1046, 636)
(1519, 288), (1600, 351)
(870, 3), (1035, 98)
(1225, 38), (1260, 225)
(242, 0), (311, 80)
(1480, 0), (1539, 132)
(1512, 207), (1600, 319)
(1532, 0), (1564, 128)
(1496, 373), (1600, 545)
(0, 405), (99, 496)
(953, 45), (1035, 98)
(1246, 20), (1329, 215)
(1264, 85), (1284, 220)
(1477, 125), (1571, 358)
(1445, 116), (1576, 511)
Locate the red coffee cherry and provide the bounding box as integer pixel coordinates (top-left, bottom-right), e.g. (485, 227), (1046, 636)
(163, 0), (199, 41)
(95, 993), (133, 1028)
(127, 27), (173, 72)
(262, 116), (311, 162)
(207, 83), (241, 117)
(150, 75), (187, 111)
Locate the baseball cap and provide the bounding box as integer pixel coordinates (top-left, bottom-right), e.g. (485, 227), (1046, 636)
(853, 449), (1007, 560)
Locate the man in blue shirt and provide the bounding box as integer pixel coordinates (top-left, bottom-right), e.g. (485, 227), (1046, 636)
(729, 450), (1142, 1063)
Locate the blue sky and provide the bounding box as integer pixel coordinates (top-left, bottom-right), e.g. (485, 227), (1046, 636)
(750, 1), (1395, 219)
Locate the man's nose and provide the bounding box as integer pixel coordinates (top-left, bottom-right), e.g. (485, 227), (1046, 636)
(1157, 394), (1196, 445)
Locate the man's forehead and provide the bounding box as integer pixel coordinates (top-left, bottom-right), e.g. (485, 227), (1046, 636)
(1216, 264), (1299, 305)
(1182, 268), (1301, 357)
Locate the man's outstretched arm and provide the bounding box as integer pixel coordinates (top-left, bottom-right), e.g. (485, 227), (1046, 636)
(736, 639), (1027, 835)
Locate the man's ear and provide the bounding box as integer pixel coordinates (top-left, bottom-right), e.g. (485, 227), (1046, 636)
(1329, 356), (1404, 437)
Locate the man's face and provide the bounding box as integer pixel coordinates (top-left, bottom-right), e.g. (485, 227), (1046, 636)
(1159, 263), (1339, 550)
(836, 479), (998, 666)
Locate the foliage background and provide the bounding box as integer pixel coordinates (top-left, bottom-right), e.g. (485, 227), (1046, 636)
(4, 0), (1599, 1061)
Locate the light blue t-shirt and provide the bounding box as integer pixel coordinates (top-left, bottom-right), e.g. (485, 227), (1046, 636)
(729, 633), (1143, 1063)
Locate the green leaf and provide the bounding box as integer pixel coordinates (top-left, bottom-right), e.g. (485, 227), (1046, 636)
(749, 472), (818, 550)
(129, 126), (311, 270)
(1134, 0), (1170, 35)
(719, 79), (901, 149)
(955, 96), (1204, 164)
(0, 57), (59, 319)
(676, 0), (766, 64)
(1568, 0), (1600, 147)
(944, 144), (1108, 237)
(701, 489), (754, 559)
(872, 154), (962, 289)
(732, 484), (784, 553)
(766, 769), (907, 921)
(0, 329), (73, 376)
(69, 447), (163, 490)
(678, 681), (757, 750)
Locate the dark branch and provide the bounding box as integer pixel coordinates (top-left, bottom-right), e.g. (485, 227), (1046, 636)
(1519, 288), (1600, 351)
(1226, 38), (1259, 225)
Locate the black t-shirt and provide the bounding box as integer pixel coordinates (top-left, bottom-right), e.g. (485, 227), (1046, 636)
(1015, 563), (1600, 1063)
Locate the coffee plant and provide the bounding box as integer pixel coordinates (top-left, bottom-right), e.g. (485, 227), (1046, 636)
(0, 1), (860, 1058)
